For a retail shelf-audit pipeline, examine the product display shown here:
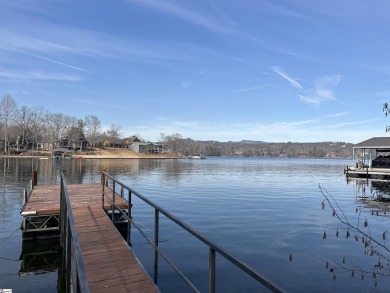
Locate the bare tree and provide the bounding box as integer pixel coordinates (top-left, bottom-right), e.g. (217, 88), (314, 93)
(0, 95), (17, 154)
(160, 133), (183, 154)
(107, 124), (121, 139)
(15, 106), (32, 146)
(67, 119), (85, 141)
(44, 112), (68, 143)
(319, 185), (390, 287)
(84, 115), (102, 146)
(29, 107), (44, 151)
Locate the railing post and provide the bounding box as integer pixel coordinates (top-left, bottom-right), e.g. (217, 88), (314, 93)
(209, 248), (216, 293)
(60, 178), (66, 269)
(120, 186), (124, 221)
(66, 217), (71, 293)
(154, 209), (160, 284)
(60, 182), (64, 245)
(102, 173), (105, 209)
(112, 181), (116, 222)
(127, 190), (132, 246)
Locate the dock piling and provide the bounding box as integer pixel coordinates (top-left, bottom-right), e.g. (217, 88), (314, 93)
(32, 170), (37, 188)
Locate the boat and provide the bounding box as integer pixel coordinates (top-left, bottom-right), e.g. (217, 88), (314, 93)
(188, 154), (205, 159)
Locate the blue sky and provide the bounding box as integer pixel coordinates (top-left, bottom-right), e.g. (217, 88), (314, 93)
(1, 0), (390, 143)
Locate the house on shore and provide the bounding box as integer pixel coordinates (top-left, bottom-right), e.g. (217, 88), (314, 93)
(57, 138), (88, 151)
(9, 144), (27, 154)
(102, 137), (124, 148)
(129, 142), (163, 154)
(123, 135), (142, 147)
(101, 135), (164, 154)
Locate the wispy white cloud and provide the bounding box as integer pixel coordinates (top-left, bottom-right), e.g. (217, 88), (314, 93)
(0, 70), (81, 81)
(299, 75), (341, 106)
(29, 53), (88, 72)
(126, 115), (374, 143)
(129, 0), (234, 35)
(318, 118), (380, 129)
(233, 84), (271, 93)
(324, 112), (348, 118)
(209, 3), (237, 25)
(196, 68), (208, 75)
(271, 66), (303, 89)
(70, 98), (123, 109)
(0, 22), (224, 67)
(376, 90), (390, 98)
(264, 2), (309, 19)
(128, 0), (262, 43)
(260, 71), (272, 76)
(272, 66), (341, 106)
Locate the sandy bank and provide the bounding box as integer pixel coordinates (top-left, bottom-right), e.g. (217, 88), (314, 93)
(1, 148), (180, 159)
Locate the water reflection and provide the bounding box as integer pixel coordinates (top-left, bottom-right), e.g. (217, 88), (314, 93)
(348, 178), (390, 215)
(4, 157), (390, 292)
(19, 239), (60, 276)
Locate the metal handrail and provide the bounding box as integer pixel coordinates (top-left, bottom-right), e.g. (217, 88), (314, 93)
(101, 172), (284, 293)
(60, 172), (90, 293)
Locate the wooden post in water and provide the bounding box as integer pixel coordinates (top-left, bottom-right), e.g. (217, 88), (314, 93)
(23, 189), (27, 204)
(32, 170), (37, 188)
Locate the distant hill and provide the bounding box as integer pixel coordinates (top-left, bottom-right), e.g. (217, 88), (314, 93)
(238, 140), (267, 144)
(172, 139), (354, 158)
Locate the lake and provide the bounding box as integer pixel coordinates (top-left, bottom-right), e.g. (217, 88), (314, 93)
(1, 157), (389, 292)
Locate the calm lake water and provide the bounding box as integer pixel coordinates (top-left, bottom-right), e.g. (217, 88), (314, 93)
(1, 157), (390, 292)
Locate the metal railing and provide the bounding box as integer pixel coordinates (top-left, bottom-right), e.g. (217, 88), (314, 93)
(101, 172), (284, 293)
(60, 172), (90, 293)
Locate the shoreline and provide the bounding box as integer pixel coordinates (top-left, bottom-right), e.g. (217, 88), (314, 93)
(0, 148), (181, 159)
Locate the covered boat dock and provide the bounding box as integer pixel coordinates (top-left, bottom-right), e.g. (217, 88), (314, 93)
(51, 148), (72, 159)
(346, 137), (390, 179)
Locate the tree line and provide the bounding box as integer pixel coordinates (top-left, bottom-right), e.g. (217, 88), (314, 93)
(0, 95), (120, 154)
(0, 95), (353, 157)
(160, 133), (353, 158)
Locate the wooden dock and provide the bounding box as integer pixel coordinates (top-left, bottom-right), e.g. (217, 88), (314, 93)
(21, 183), (159, 293)
(345, 166), (390, 180)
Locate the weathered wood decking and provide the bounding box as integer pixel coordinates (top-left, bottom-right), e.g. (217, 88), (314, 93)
(21, 184), (159, 293)
(21, 184), (129, 215)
